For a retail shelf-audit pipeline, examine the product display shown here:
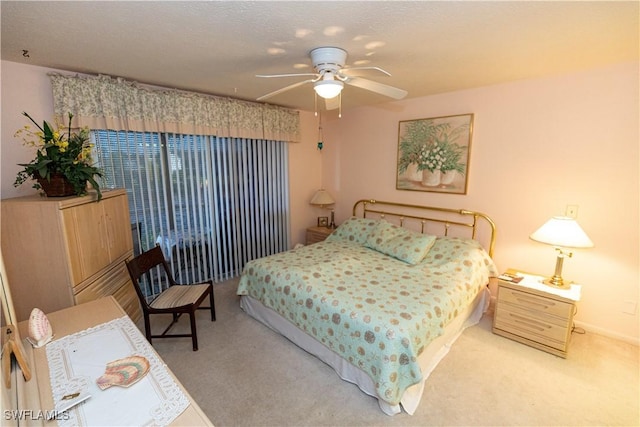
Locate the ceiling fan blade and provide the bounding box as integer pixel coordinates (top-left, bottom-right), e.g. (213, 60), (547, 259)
(325, 96), (340, 111)
(256, 79), (315, 101)
(341, 66), (391, 77)
(256, 73), (318, 78)
(344, 76), (408, 100)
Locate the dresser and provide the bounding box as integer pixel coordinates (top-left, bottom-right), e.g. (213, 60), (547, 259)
(492, 269), (580, 358)
(1, 189), (140, 322)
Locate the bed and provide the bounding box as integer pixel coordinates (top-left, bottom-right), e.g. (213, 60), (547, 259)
(237, 199), (498, 415)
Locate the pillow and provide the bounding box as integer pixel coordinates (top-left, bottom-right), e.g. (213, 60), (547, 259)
(326, 217), (379, 245)
(365, 221), (437, 265)
(365, 220), (403, 247)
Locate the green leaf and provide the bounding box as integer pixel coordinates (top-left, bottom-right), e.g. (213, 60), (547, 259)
(42, 120), (55, 141)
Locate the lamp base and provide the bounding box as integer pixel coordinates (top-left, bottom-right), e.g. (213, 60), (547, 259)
(542, 250), (572, 289)
(542, 276), (571, 290)
(329, 210), (336, 229)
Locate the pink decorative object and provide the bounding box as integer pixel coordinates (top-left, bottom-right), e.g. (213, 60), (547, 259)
(96, 355), (150, 390)
(27, 308), (53, 348)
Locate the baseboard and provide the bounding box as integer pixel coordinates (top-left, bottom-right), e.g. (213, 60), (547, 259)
(573, 320), (639, 346)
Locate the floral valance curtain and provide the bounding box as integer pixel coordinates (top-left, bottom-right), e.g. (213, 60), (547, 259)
(49, 73), (300, 142)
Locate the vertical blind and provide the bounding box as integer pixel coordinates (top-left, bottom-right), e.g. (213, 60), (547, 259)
(93, 130), (290, 299)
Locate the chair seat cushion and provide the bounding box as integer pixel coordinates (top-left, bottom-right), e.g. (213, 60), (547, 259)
(150, 284), (210, 309)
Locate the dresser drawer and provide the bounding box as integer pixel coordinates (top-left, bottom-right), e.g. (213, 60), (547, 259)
(494, 305), (571, 350)
(306, 227), (332, 244)
(112, 280), (142, 322)
(75, 262), (141, 322)
(498, 286), (573, 320)
(74, 261), (130, 301)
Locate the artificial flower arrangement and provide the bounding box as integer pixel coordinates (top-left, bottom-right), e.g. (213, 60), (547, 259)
(14, 112), (102, 200)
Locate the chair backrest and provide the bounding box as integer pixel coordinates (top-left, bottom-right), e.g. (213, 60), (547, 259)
(125, 245), (176, 307)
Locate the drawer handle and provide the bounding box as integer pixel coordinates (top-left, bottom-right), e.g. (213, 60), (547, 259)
(509, 313), (552, 332)
(514, 295), (555, 310)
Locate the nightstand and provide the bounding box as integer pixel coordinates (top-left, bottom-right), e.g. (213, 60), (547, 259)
(492, 269), (581, 358)
(306, 226), (334, 245)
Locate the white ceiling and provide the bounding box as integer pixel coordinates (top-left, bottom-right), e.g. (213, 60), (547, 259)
(2, 1), (638, 114)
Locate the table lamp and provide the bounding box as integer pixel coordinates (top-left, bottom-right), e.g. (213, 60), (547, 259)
(310, 189), (336, 228)
(529, 216), (594, 289)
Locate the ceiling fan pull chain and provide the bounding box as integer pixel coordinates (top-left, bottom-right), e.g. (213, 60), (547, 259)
(317, 111), (324, 151)
(314, 92), (318, 117)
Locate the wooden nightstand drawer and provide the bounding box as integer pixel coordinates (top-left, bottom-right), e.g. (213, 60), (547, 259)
(497, 287), (573, 321)
(494, 306), (571, 348)
(306, 226), (333, 244)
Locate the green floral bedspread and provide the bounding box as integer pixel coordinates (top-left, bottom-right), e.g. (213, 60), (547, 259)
(237, 235), (497, 406)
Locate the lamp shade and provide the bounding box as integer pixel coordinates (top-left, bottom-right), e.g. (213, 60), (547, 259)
(314, 80), (343, 99)
(529, 216), (594, 248)
(310, 189), (335, 206)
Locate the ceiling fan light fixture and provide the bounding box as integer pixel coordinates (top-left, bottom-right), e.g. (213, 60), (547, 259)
(314, 80), (344, 99)
(256, 46), (406, 104)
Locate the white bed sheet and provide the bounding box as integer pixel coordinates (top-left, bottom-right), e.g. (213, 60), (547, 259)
(240, 286), (490, 416)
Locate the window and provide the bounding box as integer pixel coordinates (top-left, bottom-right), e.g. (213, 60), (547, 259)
(94, 130), (289, 298)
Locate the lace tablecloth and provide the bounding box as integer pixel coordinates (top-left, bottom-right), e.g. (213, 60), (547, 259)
(46, 316), (189, 426)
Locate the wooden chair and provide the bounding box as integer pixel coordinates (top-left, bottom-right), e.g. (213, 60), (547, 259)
(125, 245), (215, 351)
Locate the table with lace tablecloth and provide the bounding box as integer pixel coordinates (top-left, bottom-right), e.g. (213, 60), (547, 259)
(16, 297), (213, 427)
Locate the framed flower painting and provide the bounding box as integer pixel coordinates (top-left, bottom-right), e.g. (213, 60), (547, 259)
(396, 113), (473, 194)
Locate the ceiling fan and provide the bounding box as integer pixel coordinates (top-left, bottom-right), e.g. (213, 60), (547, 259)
(256, 47), (408, 110)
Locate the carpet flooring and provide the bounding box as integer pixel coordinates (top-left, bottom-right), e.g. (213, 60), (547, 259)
(147, 279), (639, 426)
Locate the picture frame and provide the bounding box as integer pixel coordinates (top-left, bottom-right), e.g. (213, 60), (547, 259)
(1, 251), (32, 388)
(317, 216), (329, 227)
(396, 113), (473, 194)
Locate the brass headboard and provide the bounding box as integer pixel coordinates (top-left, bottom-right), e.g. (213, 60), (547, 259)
(352, 199), (496, 258)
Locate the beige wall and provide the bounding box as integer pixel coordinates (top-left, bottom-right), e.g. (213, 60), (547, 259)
(3, 60), (638, 343)
(289, 109), (325, 245)
(1, 62), (57, 199)
(322, 61), (639, 343)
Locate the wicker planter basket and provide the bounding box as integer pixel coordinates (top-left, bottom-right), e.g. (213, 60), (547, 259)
(36, 173), (76, 197)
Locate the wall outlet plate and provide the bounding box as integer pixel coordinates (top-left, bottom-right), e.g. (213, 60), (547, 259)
(565, 205), (579, 219)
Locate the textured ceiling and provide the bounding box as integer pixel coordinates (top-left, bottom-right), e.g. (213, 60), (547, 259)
(2, 1), (638, 114)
